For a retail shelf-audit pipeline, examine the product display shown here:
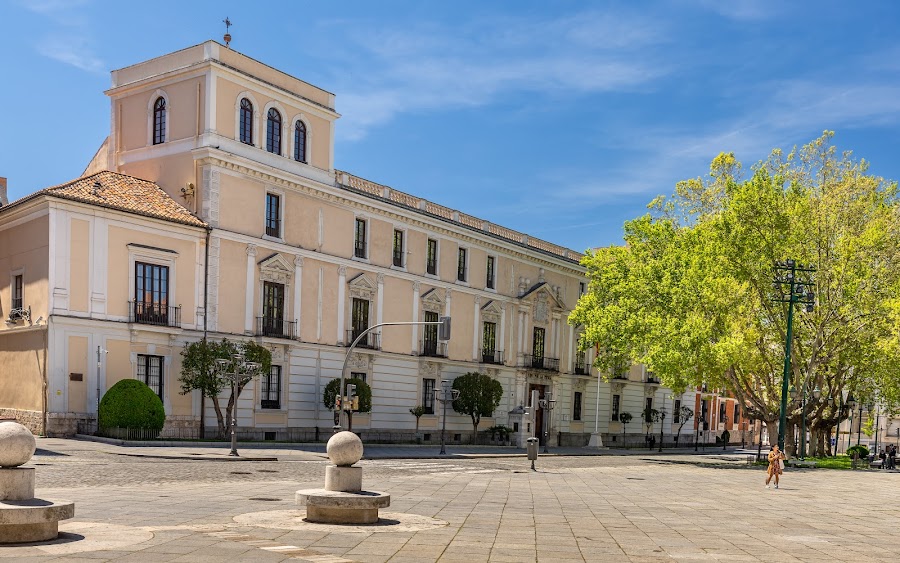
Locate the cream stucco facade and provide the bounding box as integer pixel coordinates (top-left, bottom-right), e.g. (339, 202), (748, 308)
(0, 41), (730, 446)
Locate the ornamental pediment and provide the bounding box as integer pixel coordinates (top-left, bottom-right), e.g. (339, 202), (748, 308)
(348, 273), (377, 299)
(481, 299), (503, 322)
(258, 253), (294, 284)
(420, 288), (445, 313)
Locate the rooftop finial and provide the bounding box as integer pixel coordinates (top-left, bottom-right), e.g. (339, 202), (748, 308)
(223, 17), (232, 48)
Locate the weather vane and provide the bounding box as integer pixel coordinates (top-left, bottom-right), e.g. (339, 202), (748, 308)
(223, 17), (232, 48)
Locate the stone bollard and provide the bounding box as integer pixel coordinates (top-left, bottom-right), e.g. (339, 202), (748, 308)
(0, 421), (75, 543)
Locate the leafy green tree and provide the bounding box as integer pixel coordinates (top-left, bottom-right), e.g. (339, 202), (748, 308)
(323, 377), (371, 431)
(674, 406), (694, 446)
(570, 132), (900, 457)
(451, 372), (503, 444)
(409, 405), (426, 435)
(179, 338), (271, 438)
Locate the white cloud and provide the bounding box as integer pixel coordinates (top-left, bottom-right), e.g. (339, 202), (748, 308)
(22, 0), (104, 74)
(327, 9), (672, 141)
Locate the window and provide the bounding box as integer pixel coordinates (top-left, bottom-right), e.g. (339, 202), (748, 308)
(611, 394), (620, 421)
(152, 97), (166, 145)
(573, 391), (583, 421)
(673, 399), (682, 423)
(393, 229), (404, 267)
(482, 321), (497, 361)
(351, 298), (369, 341)
(486, 256), (495, 289)
(12, 274), (23, 310)
(426, 239), (438, 275)
(266, 108), (282, 154)
(457, 247), (467, 282)
(239, 98), (253, 144)
(354, 218), (367, 259)
(532, 327), (545, 361)
(734, 403), (740, 424)
(645, 398), (653, 423)
(135, 262), (169, 324)
(719, 402), (727, 424)
(422, 378), (436, 415)
(294, 120), (307, 162)
(261, 281), (285, 336)
(579, 282), (586, 296)
(265, 193), (281, 238)
(137, 354), (164, 399)
(423, 311), (439, 356)
(261, 366), (281, 409)
(350, 371), (367, 384)
(575, 349), (586, 374)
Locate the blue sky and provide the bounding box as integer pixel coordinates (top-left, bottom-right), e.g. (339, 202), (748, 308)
(2, 1), (900, 251)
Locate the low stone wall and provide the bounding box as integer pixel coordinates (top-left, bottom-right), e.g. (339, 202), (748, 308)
(0, 409), (43, 435)
(559, 432), (591, 447)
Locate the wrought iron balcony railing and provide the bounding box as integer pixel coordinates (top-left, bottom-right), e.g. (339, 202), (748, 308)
(521, 355), (560, 372)
(347, 329), (380, 350)
(130, 301), (181, 328)
(574, 358), (587, 375)
(419, 340), (447, 358)
(256, 317), (297, 340)
(481, 350), (504, 365)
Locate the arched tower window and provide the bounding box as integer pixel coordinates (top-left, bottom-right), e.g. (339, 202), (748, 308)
(239, 98), (253, 144)
(266, 108), (282, 154)
(152, 97), (166, 145)
(294, 120), (307, 163)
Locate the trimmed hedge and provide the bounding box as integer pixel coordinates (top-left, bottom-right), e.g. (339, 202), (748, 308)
(847, 445), (869, 459)
(99, 379), (165, 433)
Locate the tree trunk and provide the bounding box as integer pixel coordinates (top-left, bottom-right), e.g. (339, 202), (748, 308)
(211, 394), (226, 439)
(472, 416), (479, 445)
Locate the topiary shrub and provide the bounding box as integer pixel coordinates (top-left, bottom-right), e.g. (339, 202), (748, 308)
(99, 379), (165, 436)
(847, 445), (869, 459)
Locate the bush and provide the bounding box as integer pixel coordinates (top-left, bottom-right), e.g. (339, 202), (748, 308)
(99, 379), (165, 434)
(847, 445), (869, 459)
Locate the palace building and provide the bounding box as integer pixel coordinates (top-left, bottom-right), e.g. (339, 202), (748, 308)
(0, 41), (745, 446)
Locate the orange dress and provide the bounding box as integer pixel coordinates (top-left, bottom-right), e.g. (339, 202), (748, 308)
(767, 450), (785, 476)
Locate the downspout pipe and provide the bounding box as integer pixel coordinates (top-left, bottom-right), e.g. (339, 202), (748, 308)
(201, 225), (211, 438)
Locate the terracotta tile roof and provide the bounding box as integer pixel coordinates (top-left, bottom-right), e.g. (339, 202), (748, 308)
(35, 171), (206, 228)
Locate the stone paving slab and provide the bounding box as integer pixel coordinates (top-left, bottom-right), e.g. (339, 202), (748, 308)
(4, 438), (897, 561)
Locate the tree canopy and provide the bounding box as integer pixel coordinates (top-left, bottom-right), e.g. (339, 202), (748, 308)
(452, 372), (504, 443)
(570, 132), (900, 455)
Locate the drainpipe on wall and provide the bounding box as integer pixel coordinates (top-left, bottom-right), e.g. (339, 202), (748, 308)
(41, 320), (49, 436)
(200, 225), (211, 439)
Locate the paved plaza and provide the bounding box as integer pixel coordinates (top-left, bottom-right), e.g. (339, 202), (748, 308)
(2, 439), (897, 562)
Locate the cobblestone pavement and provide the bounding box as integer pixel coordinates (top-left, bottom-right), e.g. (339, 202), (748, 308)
(3, 438), (897, 562)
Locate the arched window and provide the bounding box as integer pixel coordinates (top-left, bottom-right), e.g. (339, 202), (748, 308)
(294, 120), (307, 163)
(239, 98), (253, 144)
(266, 108), (282, 154)
(152, 97), (166, 145)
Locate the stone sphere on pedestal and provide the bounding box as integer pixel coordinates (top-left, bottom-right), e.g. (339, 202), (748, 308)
(326, 431), (363, 466)
(0, 421), (36, 468)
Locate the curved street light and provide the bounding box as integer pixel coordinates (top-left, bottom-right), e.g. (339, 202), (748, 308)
(213, 352), (261, 457)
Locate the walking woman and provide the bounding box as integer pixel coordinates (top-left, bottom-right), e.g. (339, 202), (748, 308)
(766, 444), (785, 489)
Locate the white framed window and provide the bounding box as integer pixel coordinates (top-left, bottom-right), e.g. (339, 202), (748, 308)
(127, 244), (178, 324)
(485, 255), (496, 290)
(260, 365), (282, 409)
(392, 228), (406, 269)
(146, 89), (170, 146)
(263, 190), (284, 242)
(354, 217), (369, 261)
(10, 269), (24, 311)
(425, 238), (439, 277)
(291, 114), (311, 164)
(235, 92), (260, 146)
(456, 246), (468, 283)
(136, 354), (164, 399)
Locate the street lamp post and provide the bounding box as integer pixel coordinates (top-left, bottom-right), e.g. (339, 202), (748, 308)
(214, 353), (262, 457)
(435, 379), (460, 455)
(772, 259), (816, 452)
(539, 393), (556, 454)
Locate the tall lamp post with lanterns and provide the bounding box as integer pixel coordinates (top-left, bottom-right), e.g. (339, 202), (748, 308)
(772, 259), (816, 452)
(214, 353), (262, 457)
(435, 379), (460, 455)
(539, 392), (556, 454)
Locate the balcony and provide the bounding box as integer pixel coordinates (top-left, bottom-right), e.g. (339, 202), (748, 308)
(574, 358), (587, 375)
(521, 354), (560, 372)
(130, 301), (181, 328)
(419, 340), (447, 358)
(347, 329), (381, 350)
(481, 350), (504, 365)
(256, 317), (297, 340)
